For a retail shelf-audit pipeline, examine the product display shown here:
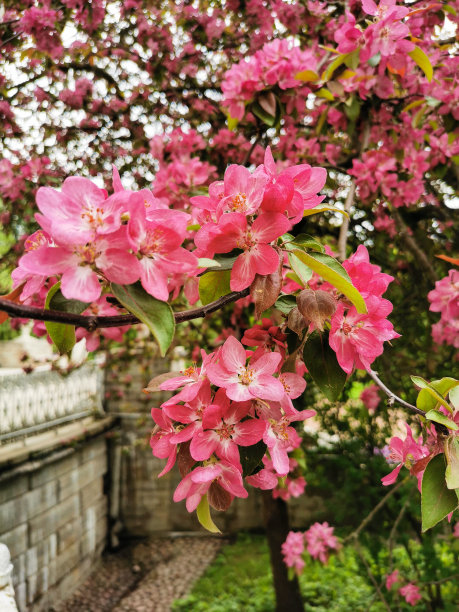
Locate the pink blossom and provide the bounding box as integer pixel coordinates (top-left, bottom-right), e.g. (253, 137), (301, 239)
(304, 522), (339, 564)
(282, 531), (305, 575)
(385, 569), (399, 590)
(329, 297), (400, 374)
(360, 385), (381, 413)
(381, 424), (429, 486)
(399, 583), (422, 606)
(173, 461), (247, 512)
(207, 336), (285, 402)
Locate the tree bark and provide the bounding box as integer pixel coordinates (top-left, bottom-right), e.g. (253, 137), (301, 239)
(261, 491), (304, 612)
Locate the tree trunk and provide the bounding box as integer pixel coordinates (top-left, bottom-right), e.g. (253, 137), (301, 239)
(261, 491), (304, 612)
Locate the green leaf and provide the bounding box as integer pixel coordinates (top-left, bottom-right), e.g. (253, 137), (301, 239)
(412, 376), (453, 413)
(303, 205), (350, 218)
(286, 234), (325, 253)
(408, 46), (433, 82)
(210, 250), (242, 271)
(343, 96), (361, 122)
(425, 410), (458, 431)
(303, 331), (347, 402)
(198, 270), (232, 305)
(196, 494), (221, 534)
(421, 454), (458, 532)
(449, 385), (459, 411)
(295, 69), (319, 82)
(322, 52), (354, 81)
(240, 441), (267, 477)
(417, 377), (459, 413)
(291, 250), (367, 314)
(111, 282), (175, 356)
(343, 48), (360, 70)
(197, 258), (221, 269)
(44, 283), (87, 355)
(316, 87), (335, 101)
(287, 252), (313, 286)
(367, 52), (381, 67)
(227, 114), (239, 131)
(274, 294), (297, 315)
(445, 437), (459, 490)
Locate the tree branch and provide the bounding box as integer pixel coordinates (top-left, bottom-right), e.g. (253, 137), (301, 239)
(391, 208), (438, 285)
(0, 288), (250, 331)
(368, 369), (425, 416)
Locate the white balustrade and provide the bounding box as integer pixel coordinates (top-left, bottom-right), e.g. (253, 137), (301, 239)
(0, 363), (104, 442)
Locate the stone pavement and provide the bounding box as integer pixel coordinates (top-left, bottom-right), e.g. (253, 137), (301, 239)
(53, 535), (225, 612)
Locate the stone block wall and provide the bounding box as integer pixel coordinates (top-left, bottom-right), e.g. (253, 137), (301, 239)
(0, 435), (110, 611)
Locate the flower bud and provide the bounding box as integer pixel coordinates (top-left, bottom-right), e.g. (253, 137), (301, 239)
(250, 263), (282, 320)
(296, 289), (336, 331)
(287, 306), (306, 337)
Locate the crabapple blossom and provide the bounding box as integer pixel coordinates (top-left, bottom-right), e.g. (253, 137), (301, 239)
(304, 522), (339, 564)
(399, 584), (422, 606)
(381, 424), (429, 486)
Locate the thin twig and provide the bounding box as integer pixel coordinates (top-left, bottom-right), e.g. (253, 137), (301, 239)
(345, 477), (409, 543)
(337, 122), (370, 261)
(0, 288), (250, 331)
(354, 541), (393, 612)
(368, 369), (425, 416)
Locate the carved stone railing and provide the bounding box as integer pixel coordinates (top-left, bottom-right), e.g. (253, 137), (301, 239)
(0, 362), (104, 442)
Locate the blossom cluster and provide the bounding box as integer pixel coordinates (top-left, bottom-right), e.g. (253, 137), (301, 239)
(385, 570), (422, 606)
(428, 269), (459, 349)
(282, 523), (339, 574)
(221, 39), (318, 120)
(150, 334), (315, 512)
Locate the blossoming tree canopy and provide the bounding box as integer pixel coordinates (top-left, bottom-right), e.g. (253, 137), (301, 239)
(0, 0), (458, 533)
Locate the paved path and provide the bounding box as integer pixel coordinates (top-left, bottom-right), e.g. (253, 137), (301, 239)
(55, 536), (224, 612)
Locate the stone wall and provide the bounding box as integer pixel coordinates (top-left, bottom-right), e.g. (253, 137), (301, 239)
(0, 426), (112, 611)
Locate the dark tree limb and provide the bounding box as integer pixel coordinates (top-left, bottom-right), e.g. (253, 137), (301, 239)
(0, 288), (250, 331)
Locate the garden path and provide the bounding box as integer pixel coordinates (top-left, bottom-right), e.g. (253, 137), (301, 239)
(54, 535), (224, 612)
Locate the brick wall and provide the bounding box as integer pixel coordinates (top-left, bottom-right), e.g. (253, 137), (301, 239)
(0, 435), (110, 611)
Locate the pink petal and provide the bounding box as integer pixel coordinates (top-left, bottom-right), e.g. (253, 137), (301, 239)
(61, 266), (101, 302)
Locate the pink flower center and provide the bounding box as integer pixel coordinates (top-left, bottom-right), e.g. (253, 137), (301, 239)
(239, 367), (254, 385)
(237, 230), (257, 251)
(216, 422), (235, 440)
(342, 321), (353, 335)
(141, 228), (165, 255)
(270, 418), (289, 440)
(76, 244), (97, 264)
(81, 205), (105, 228)
(229, 192), (248, 213)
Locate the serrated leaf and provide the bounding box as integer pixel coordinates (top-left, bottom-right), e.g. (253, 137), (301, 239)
(240, 441), (267, 477)
(288, 252), (313, 286)
(44, 283), (87, 355)
(413, 376), (453, 413)
(421, 454), (458, 532)
(303, 331), (347, 402)
(425, 410), (458, 431)
(408, 46), (433, 82)
(287, 234), (325, 253)
(111, 282), (175, 356)
(445, 437), (459, 490)
(303, 206), (350, 218)
(274, 294), (297, 314)
(198, 269), (231, 305)
(291, 250), (367, 314)
(295, 69), (319, 82)
(196, 494), (221, 533)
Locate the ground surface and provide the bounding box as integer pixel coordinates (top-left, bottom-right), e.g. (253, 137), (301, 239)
(54, 535), (225, 612)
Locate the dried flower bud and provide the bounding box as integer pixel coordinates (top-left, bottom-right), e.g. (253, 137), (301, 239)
(287, 306), (307, 337)
(250, 264), (282, 320)
(258, 91), (277, 117)
(296, 289), (336, 331)
(208, 481), (232, 511)
(177, 441), (195, 477)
